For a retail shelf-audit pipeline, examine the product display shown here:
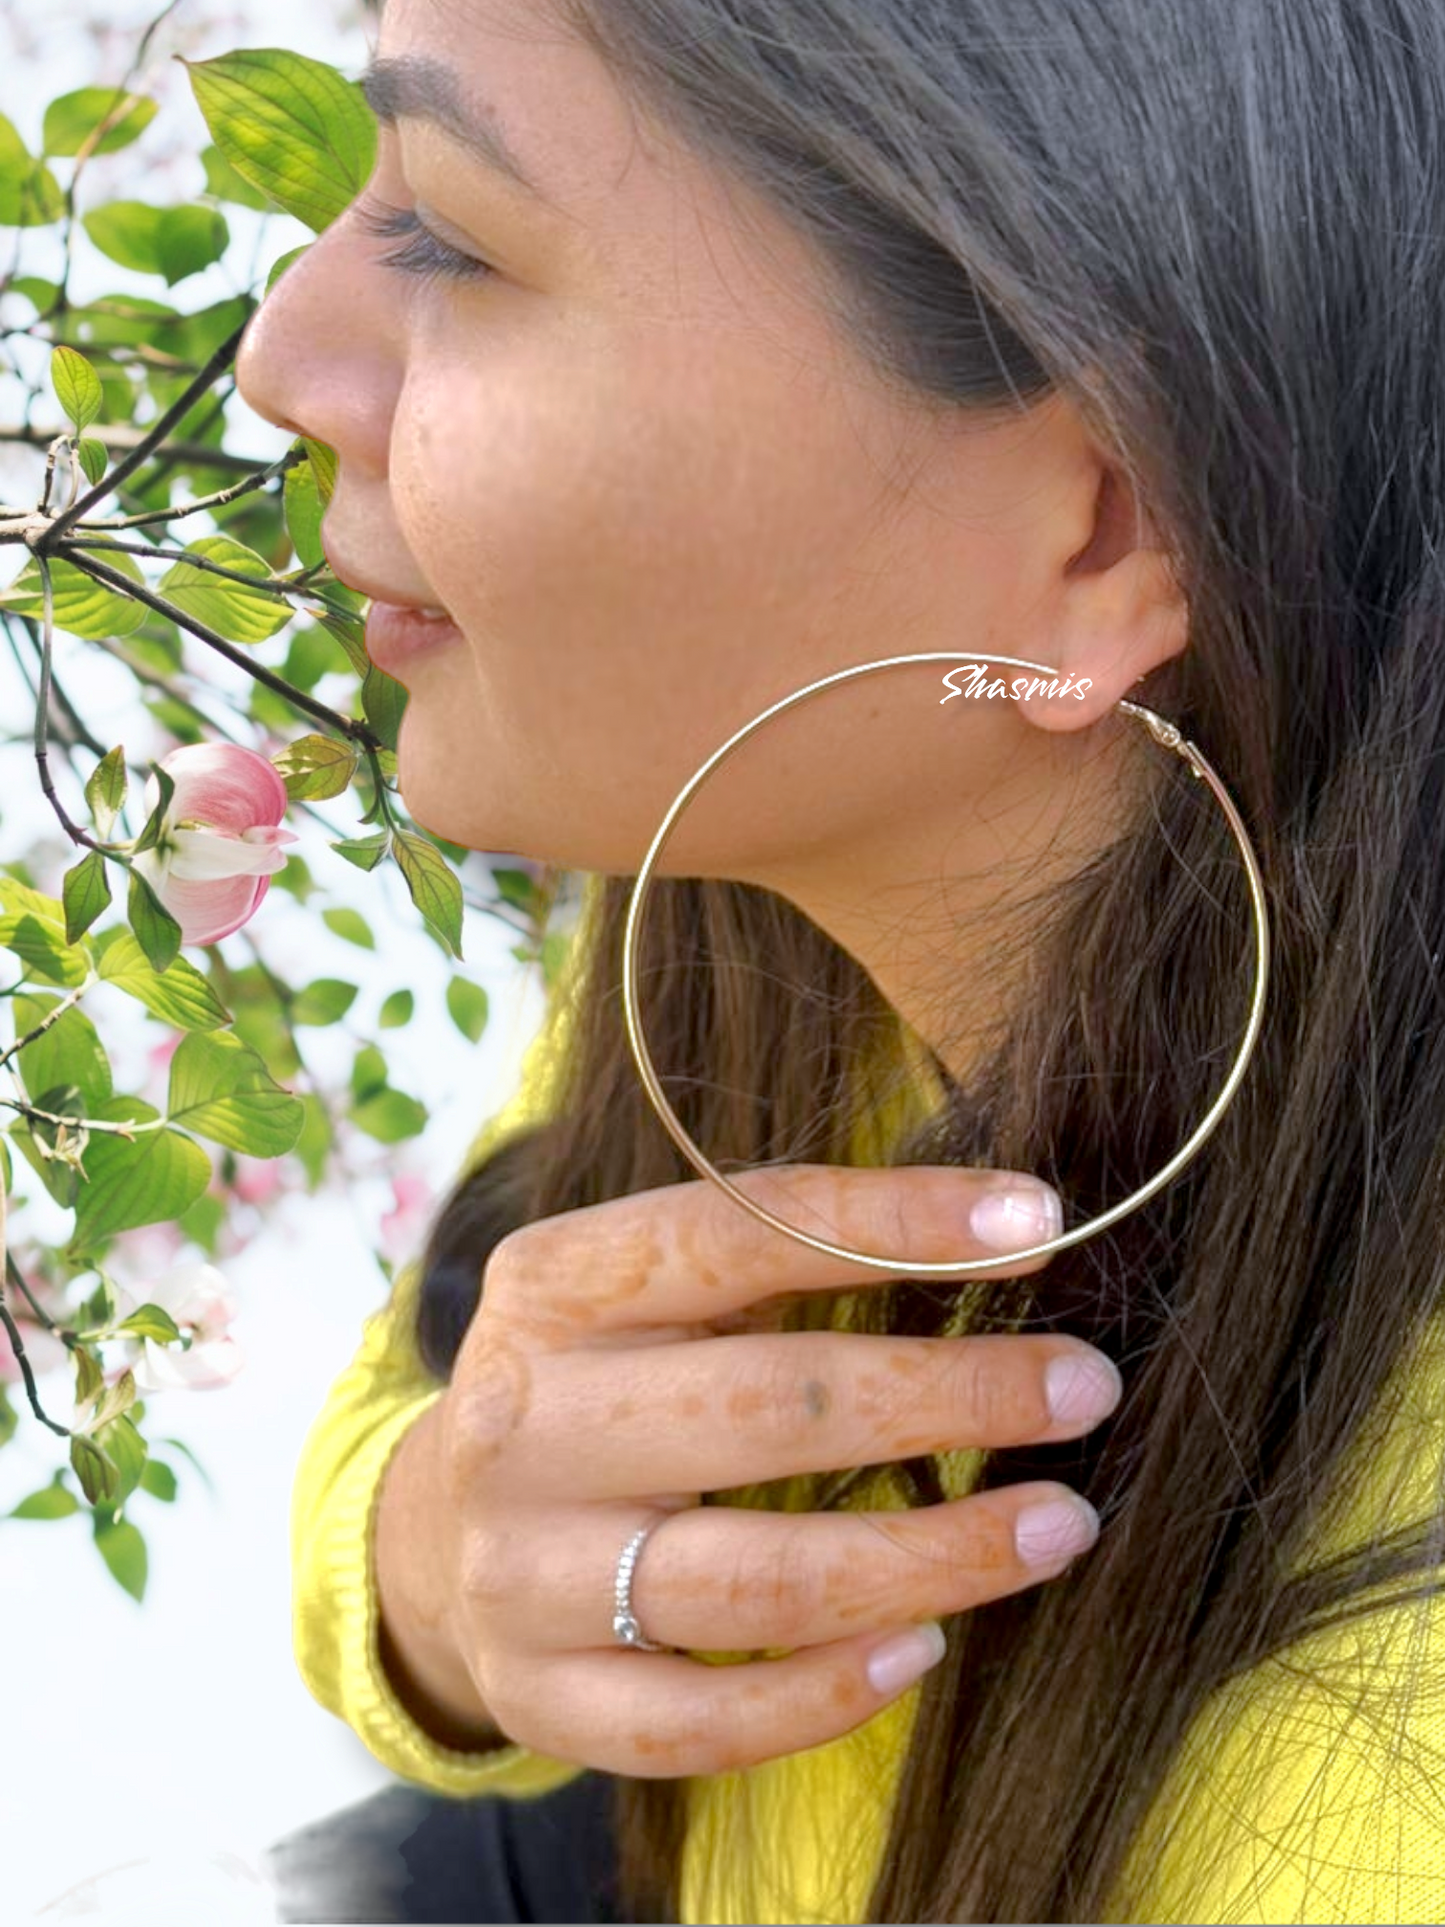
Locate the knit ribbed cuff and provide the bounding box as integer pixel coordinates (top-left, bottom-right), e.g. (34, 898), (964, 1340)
(301, 1389), (586, 1801)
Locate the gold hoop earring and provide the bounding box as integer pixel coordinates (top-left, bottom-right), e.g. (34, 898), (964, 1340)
(621, 651), (1270, 1275)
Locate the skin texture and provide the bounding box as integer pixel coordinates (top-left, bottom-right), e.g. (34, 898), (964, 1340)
(234, 0), (1190, 1078)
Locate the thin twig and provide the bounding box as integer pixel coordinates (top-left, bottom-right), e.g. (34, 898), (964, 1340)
(0, 1159), (70, 1436)
(29, 557), (106, 854)
(0, 974), (94, 1075)
(0, 1096), (164, 1136)
(70, 536), (312, 601)
(41, 319), (251, 544)
(0, 424), (274, 478)
(68, 447), (307, 530)
(62, 548), (381, 749)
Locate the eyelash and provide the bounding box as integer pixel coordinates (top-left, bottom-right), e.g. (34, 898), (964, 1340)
(353, 196), (495, 288)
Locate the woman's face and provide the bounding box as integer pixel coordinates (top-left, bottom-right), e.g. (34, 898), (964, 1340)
(235, 0), (1181, 947)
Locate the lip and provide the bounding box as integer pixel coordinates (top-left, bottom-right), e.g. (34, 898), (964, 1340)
(364, 600), (465, 672)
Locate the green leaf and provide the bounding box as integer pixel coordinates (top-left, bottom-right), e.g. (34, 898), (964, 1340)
(0, 552), (147, 640)
(140, 1458), (178, 1502)
(180, 48), (377, 234)
(330, 831), (390, 873)
(290, 977), (358, 1026)
(176, 1190), (226, 1255)
(42, 87), (157, 157)
(95, 1413), (147, 1506)
(264, 242), (311, 295)
(0, 1383), (16, 1451)
(128, 761), (175, 854)
(9, 1476), (80, 1521)
(0, 913), (88, 987)
(81, 201), (230, 287)
(445, 976), (489, 1044)
(282, 456), (325, 571)
(13, 992), (113, 1109)
(393, 831), (464, 961)
(93, 1514), (147, 1601)
(361, 665), (409, 750)
(304, 437), (337, 505)
(127, 869), (181, 974)
(73, 1344), (105, 1409)
(0, 112), (64, 226)
(351, 1086), (429, 1143)
(167, 1029), (305, 1156)
(379, 988), (414, 1029)
(314, 608), (369, 675)
(155, 534), (291, 644)
(62, 851), (112, 945)
(85, 745), (128, 840)
(95, 931), (231, 1030)
(0, 876), (64, 923)
(116, 1303), (183, 1345)
(491, 867), (545, 915)
(272, 733), (358, 802)
(76, 436), (108, 486)
(51, 345), (104, 433)
(71, 1097), (211, 1251)
(291, 1090), (333, 1190)
(282, 626), (339, 693)
(350, 1043), (388, 1102)
(70, 1434), (118, 1507)
(199, 141), (271, 209)
(322, 906), (374, 950)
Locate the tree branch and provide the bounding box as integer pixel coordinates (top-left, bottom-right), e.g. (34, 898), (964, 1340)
(61, 548), (381, 749)
(0, 424), (275, 479)
(40, 318), (252, 544)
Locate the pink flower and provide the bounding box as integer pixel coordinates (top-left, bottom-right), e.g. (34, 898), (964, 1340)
(379, 1172), (435, 1266)
(128, 744), (298, 945)
(228, 1155), (286, 1208)
(113, 1261), (244, 1392)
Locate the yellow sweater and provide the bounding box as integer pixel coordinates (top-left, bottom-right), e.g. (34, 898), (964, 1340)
(290, 965), (1445, 1923)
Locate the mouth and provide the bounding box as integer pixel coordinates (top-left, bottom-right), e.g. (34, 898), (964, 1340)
(364, 599), (464, 673)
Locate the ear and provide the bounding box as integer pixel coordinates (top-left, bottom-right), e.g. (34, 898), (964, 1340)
(1019, 458), (1189, 734)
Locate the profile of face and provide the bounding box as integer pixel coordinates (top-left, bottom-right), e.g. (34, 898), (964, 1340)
(235, 0), (1187, 939)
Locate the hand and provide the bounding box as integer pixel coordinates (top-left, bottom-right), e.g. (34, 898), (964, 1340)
(431, 1163), (1122, 1778)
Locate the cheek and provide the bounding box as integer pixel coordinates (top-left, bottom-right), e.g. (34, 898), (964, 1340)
(390, 316), (852, 747)
(380, 312), (940, 870)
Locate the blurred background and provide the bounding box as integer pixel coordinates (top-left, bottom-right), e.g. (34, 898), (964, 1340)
(0, 1), (561, 1913)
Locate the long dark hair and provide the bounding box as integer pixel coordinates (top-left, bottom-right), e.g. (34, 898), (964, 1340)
(412, 2), (1445, 1917)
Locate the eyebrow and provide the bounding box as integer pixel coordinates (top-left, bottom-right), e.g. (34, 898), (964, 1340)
(359, 52), (546, 203)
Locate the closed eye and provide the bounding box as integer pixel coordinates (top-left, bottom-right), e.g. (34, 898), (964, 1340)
(353, 196), (495, 288)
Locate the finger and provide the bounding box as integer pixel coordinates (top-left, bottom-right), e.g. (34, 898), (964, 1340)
(478, 1618), (966, 1779)
(452, 1330), (1122, 1501)
(470, 1484), (1101, 1654)
(480, 1162), (1066, 1342)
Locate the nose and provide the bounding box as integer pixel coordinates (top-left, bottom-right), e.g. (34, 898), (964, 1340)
(234, 211), (400, 477)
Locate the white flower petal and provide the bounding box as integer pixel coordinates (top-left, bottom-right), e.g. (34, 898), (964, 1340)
(165, 827), (291, 883)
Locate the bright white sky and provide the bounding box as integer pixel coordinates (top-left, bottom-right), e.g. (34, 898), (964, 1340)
(0, 3), (560, 1915)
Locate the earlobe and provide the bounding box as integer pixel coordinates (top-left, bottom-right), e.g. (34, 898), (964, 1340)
(1021, 545), (1189, 733)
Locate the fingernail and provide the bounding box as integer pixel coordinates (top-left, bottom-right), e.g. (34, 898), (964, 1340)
(865, 1621), (948, 1696)
(1044, 1350), (1123, 1426)
(1014, 1495), (1100, 1565)
(970, 1184), (1063, 1252)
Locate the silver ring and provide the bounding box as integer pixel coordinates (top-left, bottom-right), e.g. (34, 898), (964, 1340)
(612, 1519), (674, 1652)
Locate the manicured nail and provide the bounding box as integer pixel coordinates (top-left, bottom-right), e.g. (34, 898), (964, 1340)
(1014, 1495), (1100, 1566)
(1044, 1351), (1123, 1426)
(865, 1621), (948, 1696)
(970, 1184), (1063, 1252)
